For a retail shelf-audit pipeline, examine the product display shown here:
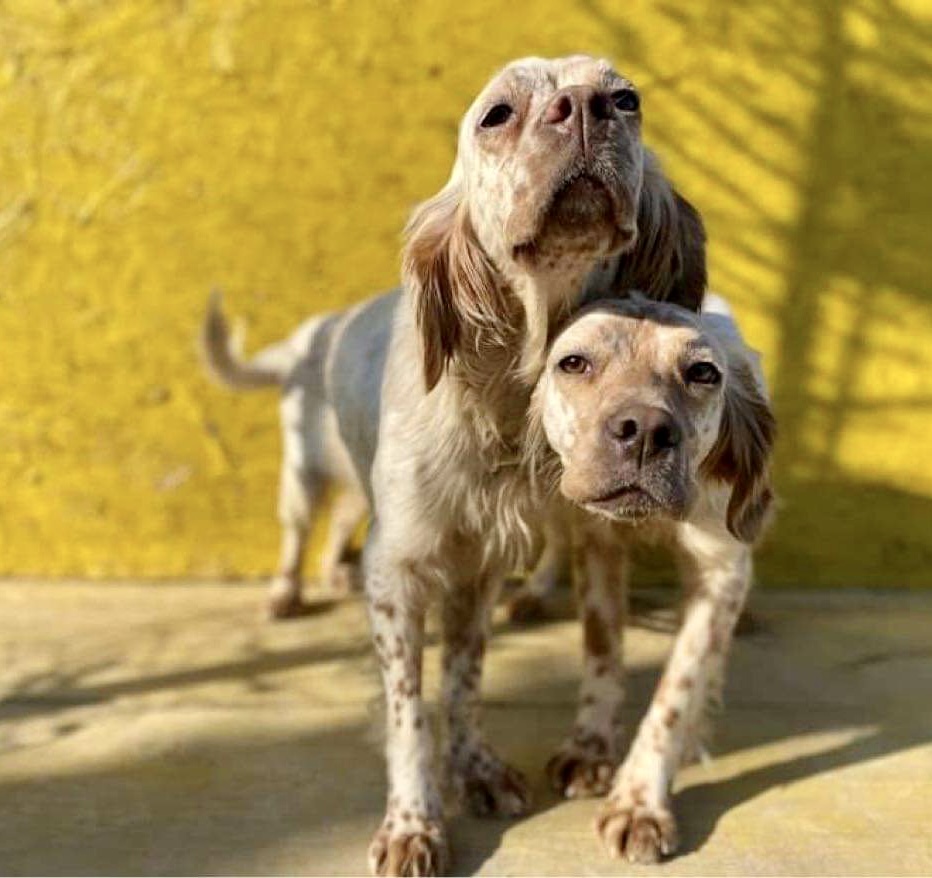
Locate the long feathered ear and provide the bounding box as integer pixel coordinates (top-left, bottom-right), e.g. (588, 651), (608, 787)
(613, 151), (707, 311)
(402, 182), (506, 392)
(701, 354), (776, 543)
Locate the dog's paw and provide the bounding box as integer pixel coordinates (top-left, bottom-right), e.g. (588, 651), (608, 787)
(547, 748), (616, 799)
(595, 796), (678, 864)
(506, 589), (549, 625)
(546, 737), (619, 798)
(267, 578), (313, 620)
(452, 746), (531, 818)
(325, 562), (363, 595)
(368, 815), (448, 877)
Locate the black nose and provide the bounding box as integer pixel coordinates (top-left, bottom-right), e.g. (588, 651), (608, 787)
(605, 405), (681, 463)
(542, 85), (614, 127)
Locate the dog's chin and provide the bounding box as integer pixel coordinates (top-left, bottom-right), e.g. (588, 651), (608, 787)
(573, 483), (682, 524)
(511, 174), (636, 264)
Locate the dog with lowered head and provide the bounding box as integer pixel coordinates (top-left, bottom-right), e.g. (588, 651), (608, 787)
(530, 292), (775, 864)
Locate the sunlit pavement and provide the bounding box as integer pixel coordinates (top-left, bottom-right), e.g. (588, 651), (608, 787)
(1, 581), (930, 876)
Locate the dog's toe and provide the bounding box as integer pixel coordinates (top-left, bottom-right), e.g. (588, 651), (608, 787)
(546, 740), (619, 799)
(451, 745), (532, 818)
(368, 817), (448, 877)
(595, 798), (678, 864)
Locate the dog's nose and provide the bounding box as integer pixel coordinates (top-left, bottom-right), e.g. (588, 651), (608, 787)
(542, 85), (614, 127)
(605, 405), (681, 464)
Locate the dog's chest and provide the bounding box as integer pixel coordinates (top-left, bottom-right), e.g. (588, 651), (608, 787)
(420, 443), (542, 570)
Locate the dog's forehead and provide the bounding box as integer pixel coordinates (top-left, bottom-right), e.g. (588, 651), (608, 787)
(476, 55), (627, 103)
(551, 306), (705, 361)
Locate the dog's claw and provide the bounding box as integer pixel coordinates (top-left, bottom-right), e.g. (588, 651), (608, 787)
(368, 817), (448, 877)
(595, 798), (678, 864)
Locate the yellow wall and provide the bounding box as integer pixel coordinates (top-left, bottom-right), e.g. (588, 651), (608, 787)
(2, 0), (931, 586)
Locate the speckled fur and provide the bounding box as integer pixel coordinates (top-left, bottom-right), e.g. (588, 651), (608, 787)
(532, 294), (775, 863)
(210, 53), (709, 877)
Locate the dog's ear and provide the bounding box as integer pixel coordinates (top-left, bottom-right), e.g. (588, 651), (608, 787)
(701, 354), (776, 543)
(613, 151), (707, 311)
(402, 182), (505, 392)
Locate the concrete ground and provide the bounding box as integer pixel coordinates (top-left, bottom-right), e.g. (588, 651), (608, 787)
(1, 581), (930, 876)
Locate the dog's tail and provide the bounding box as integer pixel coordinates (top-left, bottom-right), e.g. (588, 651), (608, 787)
(200, 290), (293, 389)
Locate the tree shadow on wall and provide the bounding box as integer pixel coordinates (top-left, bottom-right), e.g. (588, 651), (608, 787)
(585, 0), (932, 588)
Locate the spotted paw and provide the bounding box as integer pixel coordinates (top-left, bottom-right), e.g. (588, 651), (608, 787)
(547, 747), (617, 798)
(452, 746), (531, 818)
(368, 814), (448, 877)
(595, 796), (678, 864)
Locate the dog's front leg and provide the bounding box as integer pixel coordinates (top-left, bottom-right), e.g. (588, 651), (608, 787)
(441, 575), (531, 817)
(596, 534), (752, 864)
(366, 563), (447, 878)
(548, 519), (628, 798)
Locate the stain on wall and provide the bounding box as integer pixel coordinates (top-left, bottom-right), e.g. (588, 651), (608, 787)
(1, 0), (931, 585)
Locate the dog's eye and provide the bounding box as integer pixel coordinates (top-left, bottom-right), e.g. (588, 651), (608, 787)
(480, 103), (514, 128)
(685, 361), (721, 385)
(558, 354), (591, 375)
(611, 88), (640, 113)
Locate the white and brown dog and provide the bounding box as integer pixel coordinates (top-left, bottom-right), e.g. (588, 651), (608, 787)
(205, 53), (708, 876)
(531, 292), (775, 863)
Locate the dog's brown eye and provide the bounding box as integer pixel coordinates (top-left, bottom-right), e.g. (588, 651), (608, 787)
(480, 103), (513, 128)
(558, 355), (590, 375)
(685, 361), (721, 385)
(612, 88), (640, 113)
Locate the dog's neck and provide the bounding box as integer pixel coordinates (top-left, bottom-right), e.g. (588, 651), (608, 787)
(447, 257), (606, 459)
(511, 255), (619, 379)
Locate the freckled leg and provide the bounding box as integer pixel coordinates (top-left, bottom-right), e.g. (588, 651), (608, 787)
(366, 557), (447, 877)
(441, 574), (531, 817)
(596, 539), (752, 864)
(548, 522), (628, 798)
(675, 549), (730, 764)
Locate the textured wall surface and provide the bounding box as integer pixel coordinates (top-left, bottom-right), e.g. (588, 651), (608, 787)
(2, 0), (931, 585)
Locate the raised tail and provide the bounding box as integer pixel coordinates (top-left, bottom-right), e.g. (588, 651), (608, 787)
(200, 290), (293, 389)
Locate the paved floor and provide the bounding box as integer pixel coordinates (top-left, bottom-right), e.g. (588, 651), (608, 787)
(1, 581), (930, 876)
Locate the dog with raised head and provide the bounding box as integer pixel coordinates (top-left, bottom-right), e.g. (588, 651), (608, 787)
(357, 54), (708, 876)
(531, 293), (775, 864)
(208, 53), (707, 876)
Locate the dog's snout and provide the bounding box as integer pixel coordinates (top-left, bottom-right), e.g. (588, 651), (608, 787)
(541, 85), (614, 129)
(544, 92), (575, 125)
(605, 405), (681, 463)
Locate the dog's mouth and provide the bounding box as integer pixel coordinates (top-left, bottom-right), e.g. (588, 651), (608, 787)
(512, 170), (636, 261)
(578, 483), (666, 521)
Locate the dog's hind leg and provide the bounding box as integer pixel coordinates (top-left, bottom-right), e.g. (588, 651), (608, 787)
(268, 461), (321, 620)
(507, 514), (570, 624)
(319, 486), (368, 594)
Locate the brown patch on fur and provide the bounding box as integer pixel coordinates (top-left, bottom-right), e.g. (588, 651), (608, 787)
(664, 707), (681, 728)
(403, 184), (510, 392)
(593, 660), (611, 677)
(374, 600), (396, 619)
(610, 157), (707, 311)
(584, 608), (611, 657)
